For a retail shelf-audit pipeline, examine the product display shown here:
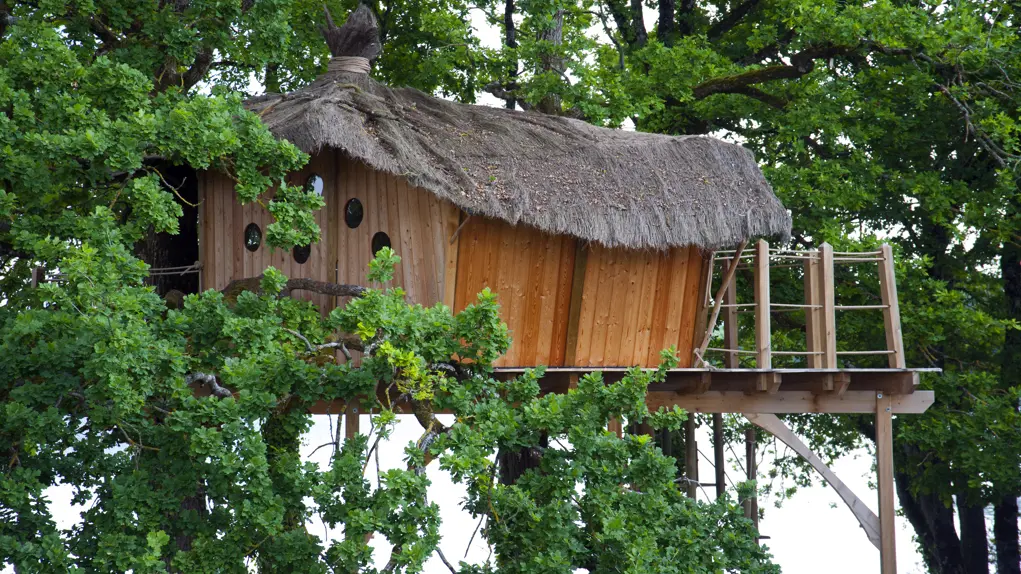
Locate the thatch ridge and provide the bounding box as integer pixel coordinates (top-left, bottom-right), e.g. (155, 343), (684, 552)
(247, 9), (790, 250)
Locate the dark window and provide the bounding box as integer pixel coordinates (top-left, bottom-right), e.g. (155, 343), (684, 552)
(293, 244), (311, 264)
(345, 198), (364, 228)
(305, 174), (324, 196)
(371, 232), (391, 255)
(244, 223), (262, 252)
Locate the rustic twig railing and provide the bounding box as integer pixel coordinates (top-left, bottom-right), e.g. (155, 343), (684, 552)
(697, 240), (905, 371)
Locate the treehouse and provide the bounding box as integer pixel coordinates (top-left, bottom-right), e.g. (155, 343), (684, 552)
(179, 8), (933, 573)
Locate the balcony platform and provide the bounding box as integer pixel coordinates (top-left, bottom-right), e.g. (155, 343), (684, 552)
(493, 367), (939, 414)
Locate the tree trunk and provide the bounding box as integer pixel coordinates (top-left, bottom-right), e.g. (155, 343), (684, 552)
(894, 442), (966, 573)
(957, 494), (989, 574)
(136, 164), (200, 297)
(498, 433), (548, 485)
(1000, 190), (1021, 574)
(994, 496), (1020, 574)
(536, 9), (565, 114)
(504, 0), (517, 110)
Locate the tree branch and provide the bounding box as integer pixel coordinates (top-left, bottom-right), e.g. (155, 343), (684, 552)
(693, 44), (853, 101)
(185, 372), (233, 398)
(706, 0), (761, 41)
(221, 275), (367, 300)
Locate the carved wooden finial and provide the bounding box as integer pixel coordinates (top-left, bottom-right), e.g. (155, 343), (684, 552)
(320, 4), (381, 61)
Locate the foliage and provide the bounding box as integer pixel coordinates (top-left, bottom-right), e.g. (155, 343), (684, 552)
(474, 0), (1021, 569)
(0, 242), (773, 571)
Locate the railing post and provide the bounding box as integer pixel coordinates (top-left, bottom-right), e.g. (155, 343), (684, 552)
(754, 239), (771, 369)
(804, 250), (824, 369)
(819, 243), (837, 368)
(877, 244), (906, 369)
(723, 268), (740, 369)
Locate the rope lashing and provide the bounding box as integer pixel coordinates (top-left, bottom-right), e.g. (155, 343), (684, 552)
(328, 56), (371, 74)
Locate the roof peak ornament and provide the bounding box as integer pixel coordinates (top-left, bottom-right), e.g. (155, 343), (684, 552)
(320, 4), (381, 64)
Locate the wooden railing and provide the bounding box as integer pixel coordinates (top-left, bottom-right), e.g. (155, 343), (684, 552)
(700, 240), (905, 371)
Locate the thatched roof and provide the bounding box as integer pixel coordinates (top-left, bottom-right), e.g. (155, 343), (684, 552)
(245, 8), (791, 250)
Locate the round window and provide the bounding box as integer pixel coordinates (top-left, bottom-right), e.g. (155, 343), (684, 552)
(371, 232), (391, 255)
(244, 223), (262, 252)
(293, 244), (311, 264)
(345, 198), (364, 229)
(305, 174), (324, 196)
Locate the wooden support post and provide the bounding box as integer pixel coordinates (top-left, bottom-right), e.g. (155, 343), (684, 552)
(685, 416), (698, 498)
(876, 392), (897, 574)
(819, 243), (837, 368)
(877, 244), (906, 369)
(754, 240), (771, 370)
(345, 399), (360, 439)
(804, 250), (824, 369)
(744, 427), (759, 531)
(608, 417), (623, 438)
(713, 413), (726, 499)
(723, 269), (740, 369)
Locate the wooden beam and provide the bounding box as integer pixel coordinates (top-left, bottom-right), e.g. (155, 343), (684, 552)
(345, 399), (360, 439)
(744, 427), (758, 531)
(694, 371), (712, 394)
(822, 372), (851, 395)
(684, 416), (698, 498)
(562, 242), (589, 367)
(608, 417), (623, 438)
(878, 244), (906, 369)
(645, 390), (934, 414)
(876, 392), (897, 574)
(712, 413), (726, 499)
(691, 251), (713, 358)
(754, 239), (771, 369)
(746, 413), (881, 550)
(723, 271), (740, 369)
(804, 250), (823, 369)
(752, 372), (782, 394)
(819, 243), (837, 368)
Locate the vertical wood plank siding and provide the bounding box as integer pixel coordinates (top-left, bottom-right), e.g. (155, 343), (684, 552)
(199, 154), (457, 312)
(452, 217), (707, 368)
(453, 217), (577, 367)
(571, 243), (705, 368)
(200, 156), (706, 370)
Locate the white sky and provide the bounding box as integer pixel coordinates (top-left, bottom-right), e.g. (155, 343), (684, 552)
(2, 7), (941, 574)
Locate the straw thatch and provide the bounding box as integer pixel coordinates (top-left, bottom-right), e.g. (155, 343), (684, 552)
(246, 7), (791, 250)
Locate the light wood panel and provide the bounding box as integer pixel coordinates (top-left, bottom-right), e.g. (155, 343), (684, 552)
(453, 217), (576, 367)
(199, 154), (457, 314)
(572, 244), (705, 368)
(331, 156), (457, 305)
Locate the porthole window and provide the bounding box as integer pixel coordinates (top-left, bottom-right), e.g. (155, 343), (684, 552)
(293, 244), (311, 264)
(305, 174), (324, 196)
(244, 223), (262, 252)
(371, 232), (391, 255)
(345, 198), (364, 229)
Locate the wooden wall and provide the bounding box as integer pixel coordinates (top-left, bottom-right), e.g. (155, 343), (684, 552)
(570, 244), (707, 368)
(452, 217), (577, 367)
(451, 217), (709, 368)
(330, 154), (459, 305)
(198, 153), (458, 312)
(200, 156), (708, 369)
(199, 153), (334, 311)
